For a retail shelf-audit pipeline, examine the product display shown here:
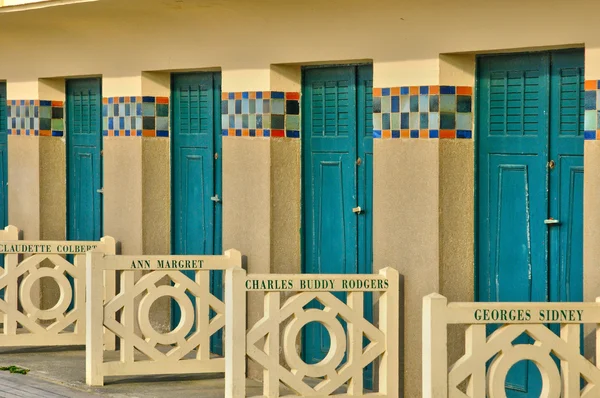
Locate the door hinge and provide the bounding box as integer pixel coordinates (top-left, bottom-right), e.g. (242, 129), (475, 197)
(97, 188), (104, 194)
(211, 194), (221, 203)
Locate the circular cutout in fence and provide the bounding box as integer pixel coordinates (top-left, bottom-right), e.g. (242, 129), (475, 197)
(138, 285), (194, 345)
(283, 309), (346, 378)
(487, 344), (560, 398)
(20, 268), (72, 320)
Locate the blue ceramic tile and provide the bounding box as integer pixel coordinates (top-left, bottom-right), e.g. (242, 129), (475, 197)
(440, 112), (456, 129)
(382, 113), (390, 130)
(242, 114), (249, 128)
(271, 91), (285, 99)
(382, 88), (390, 96)
(419, 95), (428, 112)
(263, 129), (270, 137)
(108, 118), (114, 129)
(221, 100), (228, 115)
(429, 129), (439, 138)
(586, 91), (597, 110)
(585, 130), (597, 140)
(373, 97), (381, 113)
(249, 129), (256, 137)
(457, 95), (472, 113)
(420, 112), (429, 129)
(391, 96), (400, 113)
(440, 95), (456, 113)
(256, 114), (263, 128)
(249, 99), (256, 114)
(103, 130), (108, 136)
(235, 100), (242, 114)
(242, 92), (249, 99)
(40, 100), (51, 106)
(400, 87), (409, 95)
(242, 99), (249, 114)
(420, 86), (429, 95)
(256, 99), (263, 114)
(235, 129), (242, 136)
(287, 130), (300, 138)
(229, 115), (235, 128)
(228, 93), (235, 100)
(440, 86), (456, 95)
(222, 129), (228, 136)
(142, 96), (155, 103)
(401, 113), (409, 129)
(373, 130), (382, 138)
(256, 92), (263, 99)
(410, 96), (419, 112)
(410, 129), (419, 138)
(392, 130), (400, 138)
(457, 130), (472, 139)
(156, 130), (169, 137)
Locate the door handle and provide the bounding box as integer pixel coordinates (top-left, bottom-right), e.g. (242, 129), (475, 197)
(211, 194), (221, 203)
(544, 218), (560, 225)
(352, 206), (362, 214)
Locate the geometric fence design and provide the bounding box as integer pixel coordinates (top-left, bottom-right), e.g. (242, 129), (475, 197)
(232, 268), (400, 398)
(0, 225), (116, 347)
(85, 249), (242, 388)
(423, 293), (600, 398)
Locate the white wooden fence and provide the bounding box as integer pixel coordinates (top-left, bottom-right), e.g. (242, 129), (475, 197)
(85, 249), (242, 388)
(0, 225), (116, 347)
(230, 268), (400, 398)
(423, 293), (600, 397)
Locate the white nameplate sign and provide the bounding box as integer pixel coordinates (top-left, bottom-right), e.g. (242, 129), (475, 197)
(245, 275), (390, 292)
(0, 241), (99, 254)
(99, 255), (238, 271)
(446, 302), (600, 324)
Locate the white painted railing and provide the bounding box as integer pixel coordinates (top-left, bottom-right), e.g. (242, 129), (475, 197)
(85, 249), (242, 389)
(230, 268), (400, 398)
(423, 293), (600, 397)
(0, 225), (116, 347)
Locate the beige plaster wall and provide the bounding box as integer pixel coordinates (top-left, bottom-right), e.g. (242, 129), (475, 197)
(2, 0), (600, 91)
(8, 136), (40, 239)
(102, 137), (143, 254)
(270, 139), (301, 275)
(39, 137), (65, 241)
(584, 141), (600, 303)
(373, 139), (440, 397)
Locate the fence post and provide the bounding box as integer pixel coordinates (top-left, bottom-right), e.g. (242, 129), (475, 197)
(100, 236), (117, 351)
(225, 267), (246, 398)
(379, 267), (399, 398)
(1, 226), (19, 335)
(86, 251), (105, 386)
(422, 293), (448, 398)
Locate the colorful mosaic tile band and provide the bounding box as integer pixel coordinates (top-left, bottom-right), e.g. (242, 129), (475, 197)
(7, 100), (64, 136)
(584, 80), (600, 140)
(102, 96), (169, 137)
(221, 91), (300, 138)
(373, 86), (473, 139)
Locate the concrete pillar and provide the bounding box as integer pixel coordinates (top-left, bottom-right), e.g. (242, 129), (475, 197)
(6, 78), (67, 310)
(372, 55), (476, 397)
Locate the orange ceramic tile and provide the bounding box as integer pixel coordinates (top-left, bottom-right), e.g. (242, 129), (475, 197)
(249, 92), (256, 99)
(142, 129), (155, 137)
(222, 92), (228, 100)
(272, 129), (285, 138)
(156, 97), (169, 104)
(40, 130), (51, 137)
(286, 92), (300, 100)
(429, 86), (439, 95)
(136, 96), (142, 103)
(457, 86), (473, 96)
(440, 129), (456, 139)
(420, 129), (429, 138)
(256, 129), (263, 137)
(410, 86), (419, 95)
(103, 98), (109, 104)
(124, 97), (130, 103)
(242, 129), (249, 136)
(382, 130), (391, 139)
(33, 100), (39, 106)
(263, 92), (271, 99)
(585, 80), (598, 90)
(373, 88), (382, 97)
(228, 128), (235, 136)
(401, 129), (410, 138)
(234, 92), (242, 100)
(52, 101), (63, 107)
(597, 129), (600, 139)
(391, 87), (400, 95)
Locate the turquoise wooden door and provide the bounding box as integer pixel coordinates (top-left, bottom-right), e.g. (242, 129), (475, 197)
(302, 65), (373, 367)
(0, 83), (7, 299)
(171, 72), (222, 354)
(67, 78), (103, 242)
(0, 83), (7, 231)
(477, 50), (584, 397)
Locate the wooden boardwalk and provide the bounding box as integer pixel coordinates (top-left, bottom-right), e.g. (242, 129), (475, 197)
(0, 372), (97, 397)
